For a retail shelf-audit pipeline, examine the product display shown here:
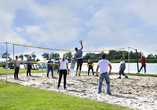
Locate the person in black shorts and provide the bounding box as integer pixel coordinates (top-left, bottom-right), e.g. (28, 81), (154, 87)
(75, 42), (83, 76)
(87, 59), (94, 76)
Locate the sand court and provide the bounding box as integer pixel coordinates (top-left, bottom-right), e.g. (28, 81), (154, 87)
(1, 73), (157, 110)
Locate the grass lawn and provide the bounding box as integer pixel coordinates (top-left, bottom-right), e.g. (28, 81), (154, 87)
(0, 69), (47, 75)
(0, 80), (130, 110)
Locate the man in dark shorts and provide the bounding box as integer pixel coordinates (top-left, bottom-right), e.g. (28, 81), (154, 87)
(75, 42), (83, 76)
(87, 59), (94, 76)
(47, 58), (55, 78)
(26, 56), (35, 76)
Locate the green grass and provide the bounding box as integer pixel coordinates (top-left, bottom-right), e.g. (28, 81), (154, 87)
(0, 80), (130, 110)
(0, 69), (47, 75)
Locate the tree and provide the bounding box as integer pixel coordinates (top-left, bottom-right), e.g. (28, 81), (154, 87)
(83, 53), (96, 60)
(24, 54), (30, 60)
(50, 52), (54, 59)
(8, 57), (12, 62)
(42, 53), (49, 60)
(2, 52), (10, 59)
(66, 52), (72, 62)
(19, 54), (24, 60)
(31, 52), (36, 61)
(147, 54), (154, 59)
(51, 53), (60, 60)
(36, 58), (40, 62)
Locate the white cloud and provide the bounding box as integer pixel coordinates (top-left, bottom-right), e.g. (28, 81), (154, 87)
(3, 32), (26, 44)
(0, 0), (27, 44)
(25, 25), (41, 34)
(125, 0), (157, 26)
(0, 0), (157, 56)
(14, 27), (24, 32)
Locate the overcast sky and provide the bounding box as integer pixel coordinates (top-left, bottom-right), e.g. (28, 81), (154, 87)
(0, 0), (157, 59)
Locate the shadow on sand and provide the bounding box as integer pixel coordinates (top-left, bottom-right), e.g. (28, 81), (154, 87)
(111, 94), (139, 100)
(67, 89), (85, 93)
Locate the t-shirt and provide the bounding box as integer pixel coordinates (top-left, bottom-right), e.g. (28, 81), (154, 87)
(75, 44), (83, 59)
(27, 59), (33, 65)
(88, 62), (93, 68)
(98, 59), (110, 74)
(70, 61), (76, 69)
(60, 59), (68, 70)
(14, 61), (19, 67)
(47, 61), (53, 68)
(140, 58), (146, 66)
(120, 60), (126, 70)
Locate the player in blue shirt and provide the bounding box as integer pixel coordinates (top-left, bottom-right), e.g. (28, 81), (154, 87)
(26, 56), (35, 76)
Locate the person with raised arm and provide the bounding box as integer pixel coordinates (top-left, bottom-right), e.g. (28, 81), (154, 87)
(75, 41), (83, 76)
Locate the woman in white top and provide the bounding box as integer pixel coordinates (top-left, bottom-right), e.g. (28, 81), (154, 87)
(14, 56), (20, 80)
(58, 54), (69, 90)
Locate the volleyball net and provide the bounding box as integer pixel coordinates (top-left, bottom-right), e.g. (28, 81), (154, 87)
(13, 43), (125, 70)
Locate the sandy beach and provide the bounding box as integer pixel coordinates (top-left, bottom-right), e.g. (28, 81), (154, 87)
(1, 73), (157, 110)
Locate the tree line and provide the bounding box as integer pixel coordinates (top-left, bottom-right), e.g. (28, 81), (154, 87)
(1, 50), (157, 63)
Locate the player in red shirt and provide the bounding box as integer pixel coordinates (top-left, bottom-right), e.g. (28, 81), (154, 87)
(137, 56), (146, 74)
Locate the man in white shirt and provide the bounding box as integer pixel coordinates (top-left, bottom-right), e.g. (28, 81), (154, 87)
(96, 54), (112, 95)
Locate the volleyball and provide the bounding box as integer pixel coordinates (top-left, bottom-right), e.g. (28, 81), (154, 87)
(79, 40), (82, 43)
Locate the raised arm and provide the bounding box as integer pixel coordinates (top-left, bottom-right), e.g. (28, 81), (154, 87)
(80, 43), (83, 50)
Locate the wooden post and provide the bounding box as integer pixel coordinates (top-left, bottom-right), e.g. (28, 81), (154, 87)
(136, 49), (139, 72)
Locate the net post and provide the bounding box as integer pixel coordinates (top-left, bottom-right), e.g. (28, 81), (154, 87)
(123, 48), (125, 60)
(6, 42), (8, 82)
(13, 44), (14, 61)
(136, 49), (139, 72)
(128, 47), (130, 73)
